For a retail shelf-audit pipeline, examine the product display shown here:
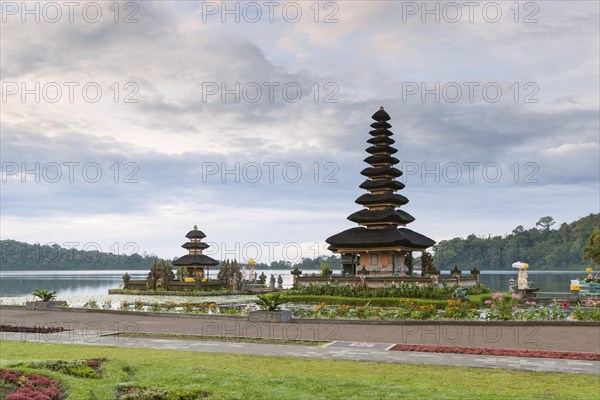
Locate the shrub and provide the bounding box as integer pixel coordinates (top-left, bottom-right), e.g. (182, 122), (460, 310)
(280, 294), (448, 308)
(117, 386), (209, 399)
(24, 359), (105, 379)
(31, 289), (57, 302)
(290, 283), (489, 300)
(256, 293), (286, 311)
(82, 299), (99, 309)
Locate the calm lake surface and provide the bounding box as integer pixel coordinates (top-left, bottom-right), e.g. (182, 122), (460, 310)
(0, 270), (588, 297)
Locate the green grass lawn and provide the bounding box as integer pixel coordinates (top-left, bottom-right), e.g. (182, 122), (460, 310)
(1, 340), (598, 400)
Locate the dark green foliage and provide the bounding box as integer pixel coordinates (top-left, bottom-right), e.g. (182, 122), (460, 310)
(280, 293), (494, 308)
(232, 255), (342, 270)
(420, 252), (438, 276)
(217, 260), (242, 288)
(320, 261), (331, 277)
(117, 386), (209, 400)
(32, 288), (57, 302)
(0, 239), (162, 271)
(256, 293), (286, 311)
(290, 283), (489, 300)
(279, 294), (448, 308)
(433, 213), (599, 270)
(0, 380), (16, 398)
(147, 260), (175, 290)
(583, 231), (600, 265)
(22, 359), (105, 379)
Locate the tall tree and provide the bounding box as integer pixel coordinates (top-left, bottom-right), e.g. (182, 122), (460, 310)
(536, 216), (555, 231)
(583, 231), (600, 265)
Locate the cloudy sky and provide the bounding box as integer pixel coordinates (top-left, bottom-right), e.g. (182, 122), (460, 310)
(1, 1), (598, 263)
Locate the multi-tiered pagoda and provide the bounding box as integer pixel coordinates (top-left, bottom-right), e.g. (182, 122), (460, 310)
(172, 225), (219, 281)
(326, 107), (435, 277)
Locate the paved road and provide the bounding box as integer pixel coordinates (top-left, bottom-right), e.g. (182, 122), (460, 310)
(1, 307), (599, 375)
(2, 330), (598, 375)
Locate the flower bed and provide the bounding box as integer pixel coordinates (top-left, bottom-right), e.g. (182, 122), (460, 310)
(0, 369), (62, 400)
(291, 294), (600, 321)
(390, 344), (600, 361)
(0, 324), (65, 334)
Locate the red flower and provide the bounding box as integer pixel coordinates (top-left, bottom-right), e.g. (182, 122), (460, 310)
(562, 302), (569, 308)
(389, 345), (600, 361)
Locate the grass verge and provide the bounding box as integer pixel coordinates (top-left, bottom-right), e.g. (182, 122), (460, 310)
(1, 341), (599, 399)
(106, 332), (327, 346)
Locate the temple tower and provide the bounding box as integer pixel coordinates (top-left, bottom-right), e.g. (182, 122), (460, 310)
(326, 107), (435, 276)
(172, 225), (219, 281)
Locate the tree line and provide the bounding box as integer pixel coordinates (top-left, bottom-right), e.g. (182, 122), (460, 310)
(0, 239), (342, 271)
(432, 213), (599, 271)
(0, 240), (160, 271)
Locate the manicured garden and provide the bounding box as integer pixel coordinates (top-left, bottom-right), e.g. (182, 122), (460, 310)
(1, 341), (599, 399)
(13, 283), (600, 322)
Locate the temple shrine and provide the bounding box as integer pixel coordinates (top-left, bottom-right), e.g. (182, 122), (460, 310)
(326, 107), (436, 277)
(172, 225), (219, 282)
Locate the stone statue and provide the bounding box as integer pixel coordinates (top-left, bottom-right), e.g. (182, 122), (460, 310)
(403, 251), (413, 275)
(269, 274), (276, 289)
(258, 272), (267, 284)
(508, 278), (516, 293)
(277, 275), (283, 289)
(122, 272), (131, 289)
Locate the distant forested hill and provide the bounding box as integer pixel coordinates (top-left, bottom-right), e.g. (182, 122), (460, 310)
(0, 239), (342, 271)
(0, 240), (162, 271)
(433, 213), (599, 271)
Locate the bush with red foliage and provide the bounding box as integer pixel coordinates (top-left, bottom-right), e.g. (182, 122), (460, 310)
(390, 344), (600, 361)
(0, 325), (65, 334)
(0, 369), (61, 400)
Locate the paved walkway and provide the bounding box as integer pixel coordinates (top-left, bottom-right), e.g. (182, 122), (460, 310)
(1, 307), (599, 375)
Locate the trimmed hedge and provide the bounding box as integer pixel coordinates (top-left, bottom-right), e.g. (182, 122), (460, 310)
(278, 294), (446, 308)
(276, 293), (495, 308)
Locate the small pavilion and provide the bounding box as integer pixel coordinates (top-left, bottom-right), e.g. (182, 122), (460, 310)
(326, 107), (436, 277)
(172, 225), (219, 281)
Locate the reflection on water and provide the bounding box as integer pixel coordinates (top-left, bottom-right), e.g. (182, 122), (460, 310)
(0, 270), (588, 297)
(0, 271), (148, 297)
(478, 271), (588, 293)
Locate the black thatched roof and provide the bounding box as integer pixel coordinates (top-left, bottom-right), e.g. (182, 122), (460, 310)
(372, 107), (391, 121)
(359, 178), (405, 191)
(365, 145), (398, 155)
(370, 121), (392, 129)
(369, 129), (393, 137)
(172, 254), (219, 266)
(325, 107), (435, 252)
(326, 227), (435, 250)
(347, 209), (415, 225)
(355, 193), (409, 207)
(367, 136), (395, 146)
(361, 167), (403, 179)
(182, 242), (210, 250)
(364, 155), (399, 165)
(186, 227), (206, 239)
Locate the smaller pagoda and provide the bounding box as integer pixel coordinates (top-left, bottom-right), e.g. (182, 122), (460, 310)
(172, 225), (219, 281)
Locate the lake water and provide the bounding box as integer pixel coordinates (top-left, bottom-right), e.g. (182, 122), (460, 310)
(0, 270), (588, 298)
